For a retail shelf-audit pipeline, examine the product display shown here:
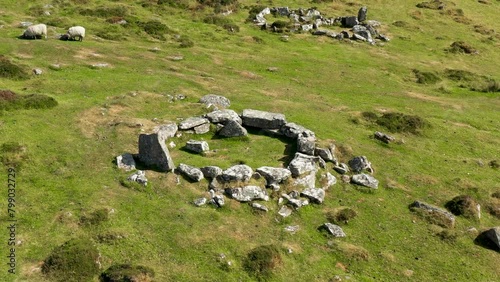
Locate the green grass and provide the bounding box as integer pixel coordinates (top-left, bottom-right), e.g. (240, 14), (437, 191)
(0, 0), (499, 281)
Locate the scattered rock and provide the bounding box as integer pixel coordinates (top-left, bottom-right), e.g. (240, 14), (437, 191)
(278, 206), (293, 217)
(116, 153), (136, 171)
(205, 109), (242, 124)
(333, 163), (350, 174)
(193, 123), (210, 134)
(154, 123), (178, 138)
(209, 190), (225, 207)
(251, 202), (269, 212)
(279, 122), (309, 139)
(409, 201), (456, 228)
(177, 163), (204, 182)
(199, 94), (230, 108)
(267, 67), (279, 72)
(341, 16), (359, 28)
(351, 173), (379, 189)
(315, 147), (334, 162)
(218, 120), (248, 137)
(320, 172), (337, 189)
(293, 171), (316, 189)
(241, 109), (286, 129)
(185, 140), (209, 153)
(319, 223), (346, 237)
(178, 117), (209, 130)
(256, 166), (292, 189)
(194, 197), (207, 207)
(297, 130), (316, 155)
(225, 186), (269, 202)
(484, 227), (500, 250)
(301, 187), (326, 204)
(138, 133), (175, 172)
(33, 68), (42, 75)
(219, 164), (253, 183)
(288, 152), (323, 177)
(91, 63), (109, 68)
(374, 131), (395, 143)
(127, 170), (147, 186)
(200, 166), (223, 179)
(284, 225), (300, 234)
(348, 156), (374, 173)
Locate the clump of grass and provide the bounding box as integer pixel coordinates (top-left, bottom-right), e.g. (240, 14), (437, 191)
(333, 242), (370, 261)
(446, 41), (477, 54)
(100, 264), (155, 282)
(271, 20), (291, 32)
(0, 90), (58, 111)
(139, 20), (173, 40)
(492, 191), (500, 199)
(243, 245), (282, 281)
(178, 35), (194, 48)
(80, 208), (110, 226)
(486, 203), (500, 219)
(96, 25), (127, 41)
(436, 229), (458, 243)
(0, 56), (29, 80)
(0, 141), (28, 169)
(413, 69), (441, 84)
(442, 9), (471, 24)
(203, 15), (239, 32)
(444, 69), (477, 82)
(158, 0), (190, 9)
(445, 195), (479, 219)
(327, 208), (358, 224)
(393, 21), (410, 28)
(42, 238), (100, 282)
(416, 0), (444, 10)
(80, 5), (128, 18)
(119, 176), (148, 192)
(410, 206), (455, 228)
(376, 112), (428, 134)
(95, 231), (126, 244)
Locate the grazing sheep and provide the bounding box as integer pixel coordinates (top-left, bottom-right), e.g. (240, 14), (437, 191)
(67, 26), (85, 41)
(22, 23), (47, 39)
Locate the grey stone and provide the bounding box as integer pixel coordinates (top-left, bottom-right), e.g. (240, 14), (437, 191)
(366, 20), (381, 27)
(348, 156), (373, 173)
(293, 171), (316, 189)
(301, 24), (314, 31)
(194, 123), (210, 134)
(205, 109), (242, 124)
(255, 8), (271, 25)
(220, 164), (253, 182)
(297, 130), (316, 155)
(278, 206), (293, 217)
(342, 16), (359, 28)
(484, 227), (500, 250)
(154, 123), (178, 138)
(376, 34), (390, 42)
(185, 140), (209, 153)
(354, 30), (373, 43)
(358, 6), (367, 22)
(200, 166), (223, 179)
(225, 186), (269, 202)
(312, 30), (328, 36)
(374, 131), (395, 143)
(351, 173), (379, 189)
(352, 25), (367, 33)
(116, 153), (136, 171)
(218, 120), (248, 137)
(194, 197), (207, 207)
(320, 223), (346, 237)
(241, 109), (286, 129)
(352, 33), (367, 41)
(210, 191), (225, 207)
(321, 172), (337, 189)
(33, 68), (42, 75)
(315, 147), (334, 162)
(256, 166), (292, 188)
(284, 225), (300, 233)
(288, 152), (323, 177)
(177, 163), (204, 182)
(179, 117), (209, 130)
(274, 7), (290, 16)
(251, 202), (269, 212)
(409, 201), (456, 228)
(333, 163), (350, 174)
(301, 187), (325, 204)
(138, 133), (174, 172)
(127, 170), (147, 186)
(199, 94), (231, 108)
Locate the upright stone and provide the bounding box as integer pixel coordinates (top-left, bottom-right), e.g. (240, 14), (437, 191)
(218, 120), (248, 137)
(484, 227), (500, 250)
(357, 6), (367, 22)
(241, 109), (286, 129)
(297, 130), (316, 155)
(138, 133), (174, 172)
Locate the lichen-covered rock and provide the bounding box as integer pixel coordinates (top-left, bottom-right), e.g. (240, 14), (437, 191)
(297, 130), (316, 155)
(116, 153), (136, 171)
(219, 165), (253, 182)
(178, 117), (209, 130)
(138, 133), (174, 172)
(225, 186), (269, 202)
(199, 94), (231, 108)
(251, 202), (269, 212)
(185, 140), (209, 153)
(358, 6), (367, 22)
(334, 163), (350, 174)
(301, 188), (325, 204)
(319, 223), (346, 237)
(200, 166), (223, 179)
(205, 109), (242, 124)
(218, 120), (248, 137)
(484, 227), (500, 250)
(194, 197), (207, 207)
(348, 156), (373, 173)
(409, 201), (456, 228)
(194, 123), (210, 134)
(279, 122), (309, 138)
(374, 131), (395, 143)
(351, 173), (379, 189)
(177, 163), (204, 182)
(315, 147), (334, 162)
(154, 123), (178, 138)
(288, 153), (323, 177)
(278, 206), (293, 217)
(320, 172), (337, 190)
(241, 109), (286, 129)
(127, 170), (147, 186)
(293, 171), (316, 189)
(256, 166), (292, 188)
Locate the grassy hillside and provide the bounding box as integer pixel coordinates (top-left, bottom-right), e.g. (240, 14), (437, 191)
(0, 0), (499, 281)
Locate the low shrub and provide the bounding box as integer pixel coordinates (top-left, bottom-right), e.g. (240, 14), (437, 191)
(327, 208), (358, 224)
(178, 35), (194, 48)
(96, 25), (127, 41)
(203, 15), (239, 31)
(80, 208), (109, 226)
(80, 5), (128, 18)
(0, 56), (29, 80)
(0, 90), (58, 111)
(437, 230), (458, 243)
(413, 69), (441, 84)
(376, 112), (428, 134)
(416, 0), (444, 10)
(42, 238), (100, 282)
(486, 203), (500, 219)
(444, 69), (476, 82)
(243, 245), (282, 281)
(139, 20), (173, 40)
(100, 264), (155, 282)
(361, 111), (378, 121)
(158, 0), (190, 9)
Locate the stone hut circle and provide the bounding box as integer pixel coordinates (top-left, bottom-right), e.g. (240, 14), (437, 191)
(116, 94), (379, 221)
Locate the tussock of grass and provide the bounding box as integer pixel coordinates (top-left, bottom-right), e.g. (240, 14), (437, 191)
(413, 69), (441, 84)
(42, 238), (100, 282)
(203, 15), (240, 32)
(445, 195), (479, 219)
(0, 56), (29, 80)
(327, 208), (358, 224)
(139, 20), (174, 40)
(0, 90), (58, 111)
(376, 112), (428, 134)
(333, 242), (370, 261)
(0, 141), (28, 169)
(243, 245), (282, 281)
(416, 0), (444, 10)
(447, 41), (477, 54)
(436, 229), (458, 243)
(100, 264), (155, 282)
(80, 208), (110, 226)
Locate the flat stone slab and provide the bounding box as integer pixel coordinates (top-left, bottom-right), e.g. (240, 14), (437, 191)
(288, 152), (323, 177)
(218, 120), (247, 137)
(225, 186), (269, 202)
(177, 163), (204, 182)
(319, 223), (346, 237)
(205, 109), (242, 124)
(199, 94), (230, 108)
(301, 187), (325, 204)
(200, 166), (223, 179)
(178, 117), (209, 130)
(219, 164), (253, 183)
(409, 200), (456, 228)
(241, 109), (286, 129)
(351, 173), (378, 189)
(154, 123), (178, 138)
(278, 206), (293, 217)
(279, 122), (309, 139)
(185, 140), (209, 153)
(256, 166), (292, 187)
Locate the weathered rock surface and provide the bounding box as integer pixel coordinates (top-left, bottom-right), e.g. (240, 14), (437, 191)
(319, 223), (346, 237)
(178, 117), (209, 130)
(205, 109), (242, 124)
(374, 131), (395, 143)
(348, 156), (373, 173)
(194, 123), (210, 134)
(241, 109), (286, 129)
(278, 206), (293, 217)
(288, 153), (324, 177)
(194, 197), (207, 207)
(341, 16), (359, 28)
(177, 163), (204, 182)
(127, 170), (147, 186)
(284, 225), (300, 233)
(138, 133), (175, 172)
(293, 171), (316, 189)
(256, 166), (292, 188)
(185, 140), (209, 153)
(351, 173), (379, 189)
(321, 172), (337, 189)
(218, 120), (248, 137)
(279, 122), (309, 138)
(315, 147), (334, 162)
(409, 201), (456, 228)
(209, 190), (225, 207)
(225, 186), (269, 202)
(116, 153), (136, 171)
(484, 227), (500, 250)
(154, 123), (178, 138)
(251, 202), (269, 212)
(333, 163), (350, 174)
(219, 165), (253, 182)
(358, 6), (367, 22)
(297, 131), (316, 155)
(200, 166), (223, 179)
(199, 94), (230, 108)
(301, 188), (326, 204)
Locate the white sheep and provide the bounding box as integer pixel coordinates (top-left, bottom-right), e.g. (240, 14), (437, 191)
(22, 23), (47, 39)
(67, 26), (85, 41)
